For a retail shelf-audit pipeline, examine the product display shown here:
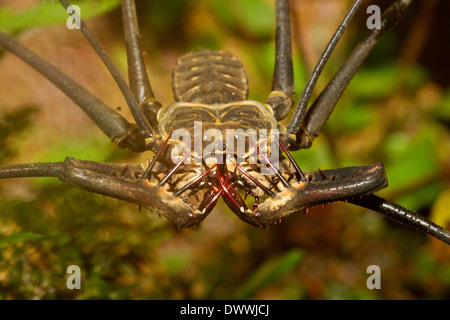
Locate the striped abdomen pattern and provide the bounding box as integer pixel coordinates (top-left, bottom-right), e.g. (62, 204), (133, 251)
(172, 49), (248, 105)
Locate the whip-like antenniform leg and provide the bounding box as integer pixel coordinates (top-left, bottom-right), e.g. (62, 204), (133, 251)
(0, 158), (203, 227)
(121, 0), (162, 128)
(0, 0), (448, 245)
(265, 0), (450, 244)
(0, 163), (63, 179)
(349, 195), (450, 245)
(59, 0), (153, 139)
(283, 0), (363, 149)
(0, 32), (146, 150)
(286, 0), (414, 150)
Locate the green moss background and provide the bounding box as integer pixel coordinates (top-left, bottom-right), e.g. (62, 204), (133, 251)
(0, 0), (449, 299)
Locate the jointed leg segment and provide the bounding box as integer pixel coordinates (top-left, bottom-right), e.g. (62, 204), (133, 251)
(266, 0), (295, 121)
(0, 32), (145, 149)
(58, 0), (154, 139)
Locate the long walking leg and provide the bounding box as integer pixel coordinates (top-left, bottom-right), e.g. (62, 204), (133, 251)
(266, 0), (294, 121)
(285, 0), (414, 150)
(349, 194), (450, 245)
(58, 0), (153, 139)
(121, 0), (162, 128)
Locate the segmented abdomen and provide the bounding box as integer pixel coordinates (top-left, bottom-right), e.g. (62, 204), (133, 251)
(172, 49), (248, 104)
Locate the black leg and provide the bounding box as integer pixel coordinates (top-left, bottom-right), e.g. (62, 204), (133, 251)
(59, 0), (153, 139)
(286, 0), (414, 150)
(349, 194), (450, 245)
(0, 162), (63, 179)
(266, 0), (294, 121)
(0, 32), (146, 151)
(121, 0), (162, 128)
(283, 0), (363, 149)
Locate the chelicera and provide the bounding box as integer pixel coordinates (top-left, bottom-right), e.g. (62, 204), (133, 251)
(0, 0), (449, 244)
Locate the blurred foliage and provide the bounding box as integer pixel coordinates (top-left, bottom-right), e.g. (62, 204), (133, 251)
(0, 0), (449, 300)
(0, 0), (121, 33)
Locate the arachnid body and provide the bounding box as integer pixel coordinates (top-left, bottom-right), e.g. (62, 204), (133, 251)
(0, 0), (449, 246)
